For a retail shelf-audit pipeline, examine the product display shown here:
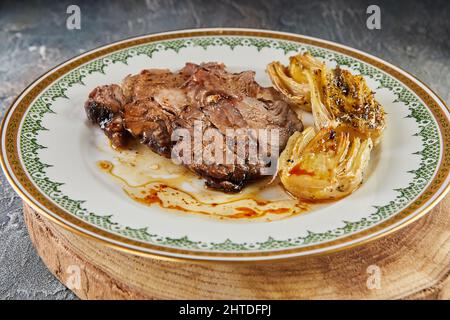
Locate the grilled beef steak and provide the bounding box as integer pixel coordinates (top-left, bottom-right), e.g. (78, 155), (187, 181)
(84, 63), (303, 192)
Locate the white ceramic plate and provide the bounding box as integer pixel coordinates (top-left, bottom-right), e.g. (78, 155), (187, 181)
(1, 28), (449, 261)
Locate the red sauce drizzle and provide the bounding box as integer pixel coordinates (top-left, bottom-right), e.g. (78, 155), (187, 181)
(289, 164), (315, 176)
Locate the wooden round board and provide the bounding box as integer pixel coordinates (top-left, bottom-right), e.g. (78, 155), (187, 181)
(23, 195), (449, 300)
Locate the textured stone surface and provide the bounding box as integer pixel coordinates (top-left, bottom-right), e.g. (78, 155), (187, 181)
(0, 0), (448, 300)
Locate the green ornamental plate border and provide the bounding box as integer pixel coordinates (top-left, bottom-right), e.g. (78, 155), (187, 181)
(19, 36), (440, 252)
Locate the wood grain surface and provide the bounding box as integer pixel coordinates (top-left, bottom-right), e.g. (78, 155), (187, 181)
(23, 194), (450, 300)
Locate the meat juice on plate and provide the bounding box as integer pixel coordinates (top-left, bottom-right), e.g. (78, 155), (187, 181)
(97, 142), (309, 222)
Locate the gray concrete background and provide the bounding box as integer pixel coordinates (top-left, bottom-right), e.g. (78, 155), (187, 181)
(0, 0), (448, 300)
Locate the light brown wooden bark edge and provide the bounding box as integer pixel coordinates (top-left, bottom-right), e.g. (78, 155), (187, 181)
(23, 195), (449, 300)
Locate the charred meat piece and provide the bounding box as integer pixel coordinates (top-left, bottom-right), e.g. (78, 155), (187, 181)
(84, 84), (129, 148)
(186, 94), (302, 191)
(122, 68), (191, 102)
(84, 63), (303, 192)
(171, 99), (255, 192)
(123, 98), (175, 157)
(184, 63), (260, 98)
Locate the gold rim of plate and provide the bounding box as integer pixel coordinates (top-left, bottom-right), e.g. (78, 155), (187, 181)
(1, 28), (449, 263)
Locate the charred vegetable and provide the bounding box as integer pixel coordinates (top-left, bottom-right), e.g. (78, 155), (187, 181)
(268, 53), (386, 145)
(266, 61), (311, 111)
(279, 127), (373, 201)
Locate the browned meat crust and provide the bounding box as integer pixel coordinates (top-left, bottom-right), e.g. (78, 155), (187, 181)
(84, 84), (130, 148)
